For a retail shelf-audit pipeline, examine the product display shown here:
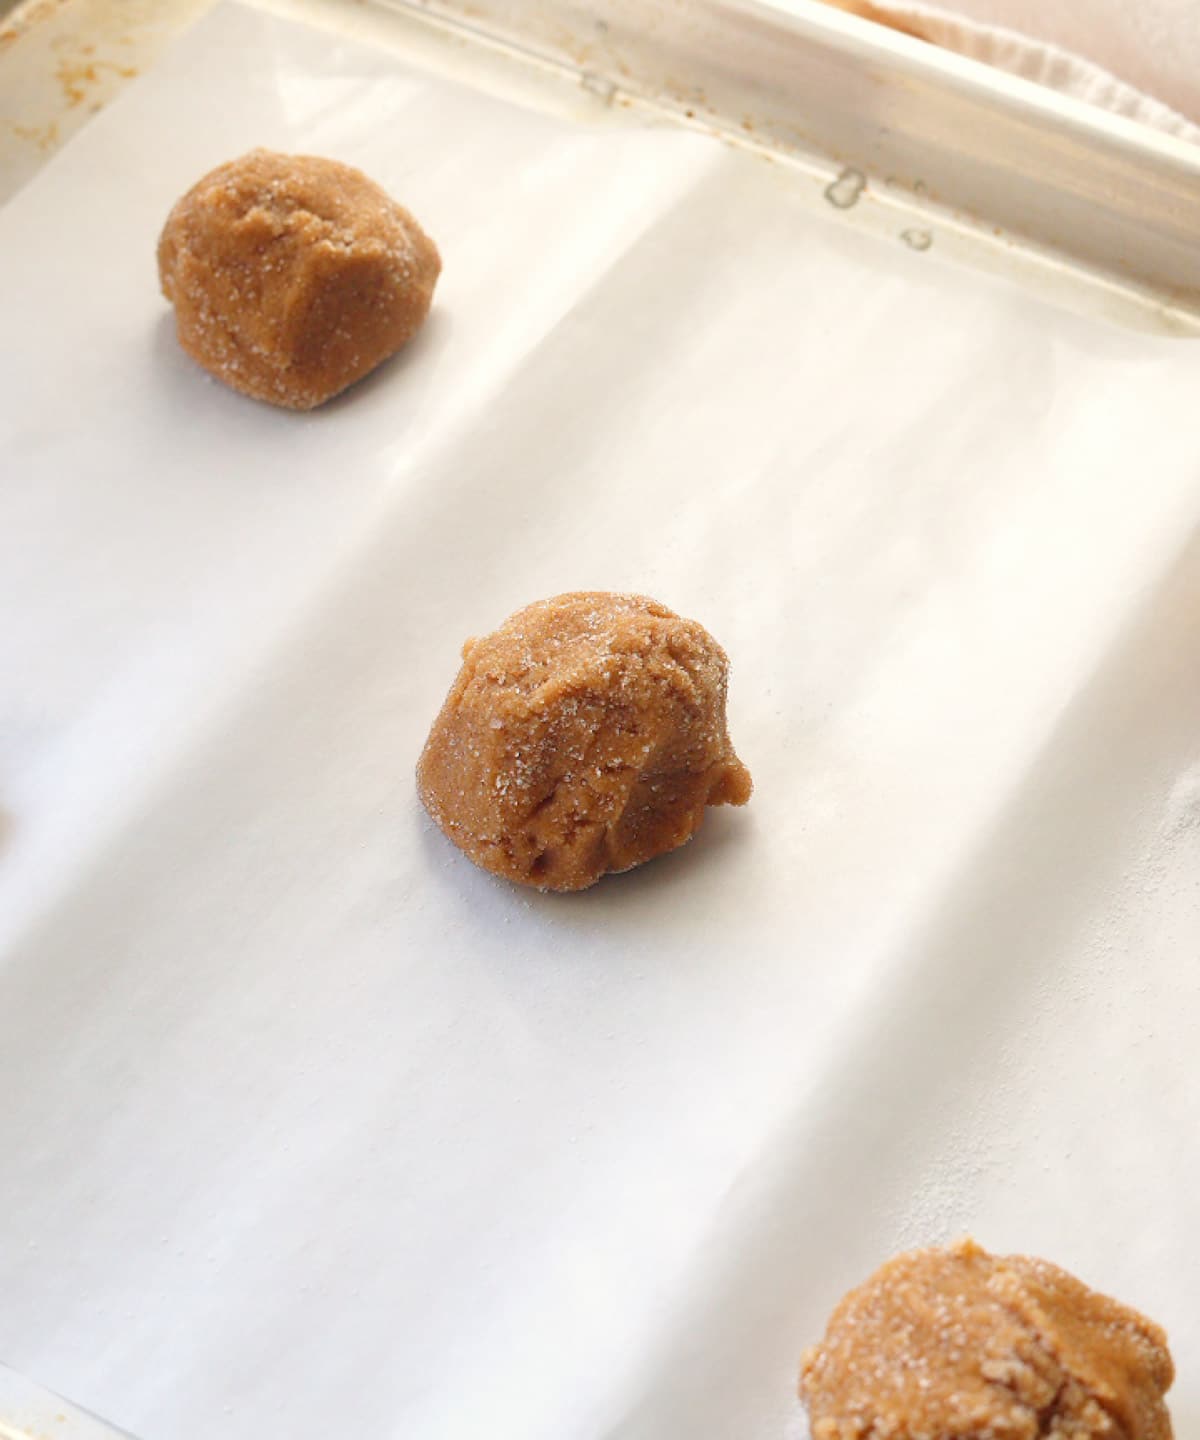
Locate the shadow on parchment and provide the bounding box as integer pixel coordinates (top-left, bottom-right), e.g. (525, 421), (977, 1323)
(414, 793), (754, 936)
(148, 304), (447, 420)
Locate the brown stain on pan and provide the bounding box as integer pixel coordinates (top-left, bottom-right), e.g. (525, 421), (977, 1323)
(55, 55), (138, 107)
(11, 119), (60, 150)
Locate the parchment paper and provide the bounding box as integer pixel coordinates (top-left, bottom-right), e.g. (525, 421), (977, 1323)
(1, 6), (1198, 1438)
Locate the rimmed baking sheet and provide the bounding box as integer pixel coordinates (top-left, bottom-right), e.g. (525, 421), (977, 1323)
(1, 4), (1198, 1438)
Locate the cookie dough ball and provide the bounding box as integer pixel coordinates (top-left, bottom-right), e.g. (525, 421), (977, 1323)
(417, 592), (752, 892)
(158, 149), (440, 410)
(801, 1239), (1174, 1440)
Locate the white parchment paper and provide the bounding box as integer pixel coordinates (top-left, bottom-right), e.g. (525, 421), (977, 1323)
(1, 6), (1199, 1438)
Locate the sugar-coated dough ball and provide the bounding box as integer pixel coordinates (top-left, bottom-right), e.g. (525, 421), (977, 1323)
(417, 592), (752, 892)
(158, 149), (440, 410)
(801, 1239), (1174, 1440)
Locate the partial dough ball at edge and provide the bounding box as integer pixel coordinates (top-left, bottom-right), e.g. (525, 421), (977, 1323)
(800, 1238), (1174, 1440)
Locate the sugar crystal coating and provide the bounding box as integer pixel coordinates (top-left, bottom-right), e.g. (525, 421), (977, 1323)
(417, 592), (752, 892)
(158, 149), (440, 410)
(801, 1239), (1174, 1440)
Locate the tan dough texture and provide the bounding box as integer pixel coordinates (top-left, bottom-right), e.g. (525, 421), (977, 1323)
(158, 149), (440, 410)
(417, 592), (752, 892)
(801, 1239), (1174, 1440)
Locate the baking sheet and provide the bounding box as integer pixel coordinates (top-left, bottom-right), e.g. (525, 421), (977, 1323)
(0, 1361), (132, 1440)
(1, 4), (1199, 1438)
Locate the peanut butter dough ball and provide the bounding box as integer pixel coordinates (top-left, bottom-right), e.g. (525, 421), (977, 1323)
(417, 592), (752, 892)
(158, 149), (440, 410)
(801, 1239), (1174, 1440)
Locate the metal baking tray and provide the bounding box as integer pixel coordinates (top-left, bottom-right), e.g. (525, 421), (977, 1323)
(400, 0), (1200, 328)
(3, 0), (1200, 329)
(1, 4), (1198, 1439)
(0, 1363), (131, 1440)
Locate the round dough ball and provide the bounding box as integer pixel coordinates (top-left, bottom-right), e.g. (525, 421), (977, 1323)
(158, 149), (440, 410)
(417, 592), (752, 892)
(801, 1239), (1174, 1440)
